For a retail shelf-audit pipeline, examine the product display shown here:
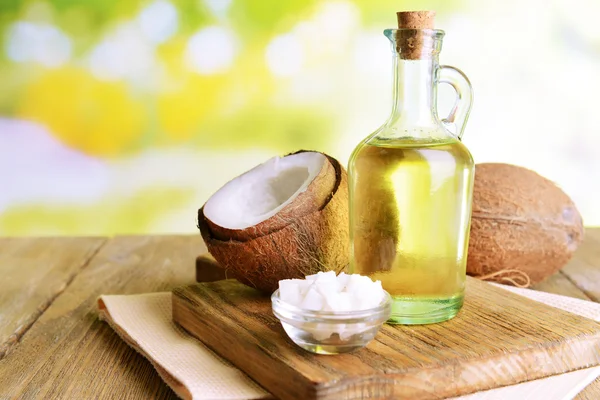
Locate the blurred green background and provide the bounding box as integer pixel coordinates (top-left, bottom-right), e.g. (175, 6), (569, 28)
(1, 0), (599, 235)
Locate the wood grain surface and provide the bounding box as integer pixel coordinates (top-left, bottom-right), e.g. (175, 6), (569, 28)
(0, 231), (598, 399)
(195, 253), (232, 282)
(561, 229), (600, 302)
(532, 268), (600, 400)
(532, 270), (591, 301)
(554, 229), (600, 399)
(577, 381), (600, 400)
(0, 235), (204, 400)
(173, 277), (600, 400)
(0, 236), (106, 359)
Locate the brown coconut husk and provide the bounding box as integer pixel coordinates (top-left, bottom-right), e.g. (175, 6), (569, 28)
(468, 163), (584, 286)
(198, 152), (349, 293)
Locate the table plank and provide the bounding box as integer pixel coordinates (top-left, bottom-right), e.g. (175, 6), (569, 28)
(534, 228), (600, 400)
(0, 237), (107, 359)
(531, 271), (600, 400)
(571, 232), (600, 400)
(578, 378), (600, 400)
(561, 229), (600, 302)
(532, 271), (591, 301)
(531, 272), (600, 400)
(0, 235), (204, 400)
(0, 230), (599, 400)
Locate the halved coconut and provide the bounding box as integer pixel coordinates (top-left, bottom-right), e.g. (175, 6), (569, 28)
(198, 150), (349, 293)
(203, 150), (337, 241)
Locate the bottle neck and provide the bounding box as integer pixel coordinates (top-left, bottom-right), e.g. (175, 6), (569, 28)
(389, 56), (438, 127)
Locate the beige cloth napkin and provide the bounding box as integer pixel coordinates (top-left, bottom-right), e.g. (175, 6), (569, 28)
(98, 284), (600, 400)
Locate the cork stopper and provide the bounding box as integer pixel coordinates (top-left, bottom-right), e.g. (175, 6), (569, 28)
(396, 11), (435, 29)
(395, 11), (436, 60)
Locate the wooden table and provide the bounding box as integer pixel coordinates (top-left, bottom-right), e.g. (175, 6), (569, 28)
(0, 231), (599, 399)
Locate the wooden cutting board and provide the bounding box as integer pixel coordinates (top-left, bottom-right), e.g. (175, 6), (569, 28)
(172, 278), (600, 400)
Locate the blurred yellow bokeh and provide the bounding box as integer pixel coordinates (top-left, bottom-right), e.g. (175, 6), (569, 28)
(18, 67), (145, 156)
(0, 0), (599, 236)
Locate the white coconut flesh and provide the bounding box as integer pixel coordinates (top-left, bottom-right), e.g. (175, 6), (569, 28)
(203, 152), (327, 230)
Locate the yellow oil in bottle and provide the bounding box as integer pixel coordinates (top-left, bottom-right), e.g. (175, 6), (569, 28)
(348, 136), (474, 324)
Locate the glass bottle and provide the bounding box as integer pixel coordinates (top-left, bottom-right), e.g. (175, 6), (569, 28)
(348, 27), (475, 324)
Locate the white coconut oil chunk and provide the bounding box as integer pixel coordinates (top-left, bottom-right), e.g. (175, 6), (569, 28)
(278, 271), (385, 341)
(203, 152), (326, 229)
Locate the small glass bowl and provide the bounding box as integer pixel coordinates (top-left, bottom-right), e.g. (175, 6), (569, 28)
(271, 289), (392, 355)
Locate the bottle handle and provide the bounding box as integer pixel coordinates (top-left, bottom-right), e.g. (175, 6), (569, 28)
(439, 65), (473, 140)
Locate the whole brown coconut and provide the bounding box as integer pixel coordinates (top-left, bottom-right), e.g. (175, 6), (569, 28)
(198, 151), (349, 293)
(467, 163), (584, 286)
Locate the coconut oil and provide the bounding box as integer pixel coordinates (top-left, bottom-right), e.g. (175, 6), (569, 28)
(348, 17), (475, 324)
(349, 137), (474, 324)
